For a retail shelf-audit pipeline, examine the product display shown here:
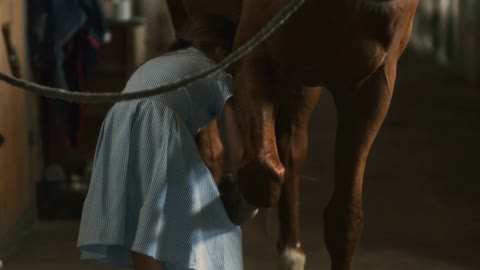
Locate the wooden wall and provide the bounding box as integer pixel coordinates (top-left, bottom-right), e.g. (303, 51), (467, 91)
(0, 0), (41, 258)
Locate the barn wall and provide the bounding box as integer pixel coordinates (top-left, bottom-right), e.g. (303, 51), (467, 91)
(0, 0), (42, 259)
(410, 0), (480, 85)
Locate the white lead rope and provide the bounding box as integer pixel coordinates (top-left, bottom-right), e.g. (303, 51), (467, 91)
(0, 0), (306, 104)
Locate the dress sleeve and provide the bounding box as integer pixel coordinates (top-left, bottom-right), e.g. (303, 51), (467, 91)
(214, 72), (234, 116)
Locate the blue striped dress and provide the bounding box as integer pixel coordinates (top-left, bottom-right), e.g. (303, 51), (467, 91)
(77, 47), (242, 270)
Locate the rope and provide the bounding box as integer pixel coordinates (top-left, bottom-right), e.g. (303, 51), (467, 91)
(0, 0), (306, 104)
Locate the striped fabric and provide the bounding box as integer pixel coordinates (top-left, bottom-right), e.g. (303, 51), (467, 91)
(77, 47), (242, 270)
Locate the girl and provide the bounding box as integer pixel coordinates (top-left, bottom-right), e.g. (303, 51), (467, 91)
(77, 17), (257, 270)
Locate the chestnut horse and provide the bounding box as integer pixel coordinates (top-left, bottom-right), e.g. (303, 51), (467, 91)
(167, 1), (419, 269)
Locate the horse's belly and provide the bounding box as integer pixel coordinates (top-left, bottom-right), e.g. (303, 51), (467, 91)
(267, 0), (417, 87)
(270, 32), (389, 88)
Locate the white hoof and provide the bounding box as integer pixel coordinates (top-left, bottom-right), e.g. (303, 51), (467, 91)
(279, 248), (306, 270)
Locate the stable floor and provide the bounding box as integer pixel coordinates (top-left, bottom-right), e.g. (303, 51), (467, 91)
(2, 50), (480, 270)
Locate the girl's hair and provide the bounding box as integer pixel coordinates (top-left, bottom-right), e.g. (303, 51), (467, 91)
(167, 38), (193, 52)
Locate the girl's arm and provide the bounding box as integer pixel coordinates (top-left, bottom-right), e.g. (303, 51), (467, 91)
(219, 97), (244, 174)
(195, 120), (224, 181)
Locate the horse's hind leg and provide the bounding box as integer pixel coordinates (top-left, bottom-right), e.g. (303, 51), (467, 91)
(276, 87), (321, 270)
(325, 60), (398, 270)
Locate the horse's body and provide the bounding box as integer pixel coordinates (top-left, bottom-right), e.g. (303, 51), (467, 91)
(169, 1), (419, 269)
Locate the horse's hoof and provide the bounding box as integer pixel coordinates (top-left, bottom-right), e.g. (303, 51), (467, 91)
(219, 174), (259, 225)
(238, 160), (285, 208)
(279, 248), (306, 270)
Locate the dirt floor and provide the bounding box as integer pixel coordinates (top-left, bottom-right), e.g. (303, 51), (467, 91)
(2, 49), (480, 270)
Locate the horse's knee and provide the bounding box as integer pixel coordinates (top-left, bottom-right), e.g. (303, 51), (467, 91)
(238, 158), (285, 208)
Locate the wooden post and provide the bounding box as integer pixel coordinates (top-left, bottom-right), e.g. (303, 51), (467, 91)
(410, 0), (435, 53)
(0, 0), (36, 260)
(475, 4), (480, 86)
(411, 0), (480, 86)
(142, 0), (175, 59)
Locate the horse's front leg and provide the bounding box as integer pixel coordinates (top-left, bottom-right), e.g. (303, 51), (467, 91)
(234, 47), (285, 208)
(276, 87), (321, 270)
(325, 59), (398, 270)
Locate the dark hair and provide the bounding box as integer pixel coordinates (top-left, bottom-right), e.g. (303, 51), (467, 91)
(166, 38), (193, 52)
(168, 15), (236, 54)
